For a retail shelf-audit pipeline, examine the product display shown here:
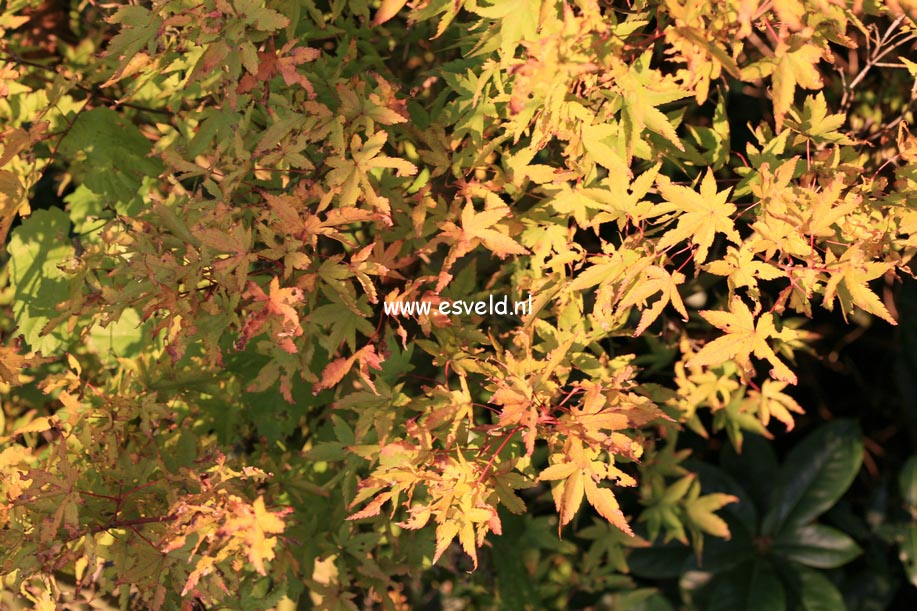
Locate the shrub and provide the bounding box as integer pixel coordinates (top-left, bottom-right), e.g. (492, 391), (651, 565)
(1, 0), (915, 608)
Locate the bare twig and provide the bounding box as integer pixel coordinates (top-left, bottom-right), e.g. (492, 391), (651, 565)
(842, 16), (916, 110)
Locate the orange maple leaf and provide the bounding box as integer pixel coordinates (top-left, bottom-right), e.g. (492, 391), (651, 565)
(688, 297), (798, 384)
(237, 277), (304, 353)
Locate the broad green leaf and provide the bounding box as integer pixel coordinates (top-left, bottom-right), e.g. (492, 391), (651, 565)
(87, 308), (150, 364)
(8, 208), (75, 354)
(58, 108), (163, 205)
(778, 564), (846, 611)
(762, 419), (863, 535)
(773, 524), (862, 569)
(706, 559), (786, 611)
(720, 434), (779, 520)
(628, 537), (692, 580)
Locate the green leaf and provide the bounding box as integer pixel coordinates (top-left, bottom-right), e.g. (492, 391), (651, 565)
(87, 308), (150, 364)
(778, 563), (846, 611)
(492, 510), (540, 611)
(899, 455), (917, 508)
(7, 208), (75, 354)
(773, 524), (862, 569)
(706, 559), (786, 611)
(305, 442), (348, 461)
(762, 419), (863, 535)
(58, 108), (163, 205)
(719, 433), (778, 520)
(628, 537), (692, 579)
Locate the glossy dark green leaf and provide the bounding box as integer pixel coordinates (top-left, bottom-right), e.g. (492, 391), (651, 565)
(774, 524), (862, 569)
(762, 420), (863, 535)
(687, 459), (758, 531)
(705, 559), (785, 611)
(720, 432), (778, 517)
(628, 536), (692, 580)
(606, 588), (675, 611)
(779, 563), (846, 611)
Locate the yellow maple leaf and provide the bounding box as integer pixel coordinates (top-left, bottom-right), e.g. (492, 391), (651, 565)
(772, 41), (824, 130)
(460, 202), (530, 259)
(616, 263), (689, 336)
(649, 168), (739, 264)
(823, 248), (897, 325)
(705, 244), (784, 299)
(688, 297), (798, 384)
(241, 496), (288, 575)
(744, 379), (805, 431)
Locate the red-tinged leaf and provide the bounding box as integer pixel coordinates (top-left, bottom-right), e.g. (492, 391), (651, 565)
(234, 496), (290, 575)
(314, 355), (357, 394)
(347, 492), (392, 521)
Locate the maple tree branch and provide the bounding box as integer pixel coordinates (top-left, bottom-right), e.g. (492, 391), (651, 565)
(90, 514), (177, 535)
(476, 426), (521, 484)
(1, 52), (176, 117)
(841, 17), (915, 110)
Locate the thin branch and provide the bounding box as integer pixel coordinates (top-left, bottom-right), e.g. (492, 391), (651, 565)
(0, 51), (175, 117)
(842, 20), (917, 110)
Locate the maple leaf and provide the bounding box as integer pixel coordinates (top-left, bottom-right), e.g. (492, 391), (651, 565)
(236, 277), (304, 353)
(0, 168), (29, 252)
(649, 168), (739, 264)
(0, 343), (52, 387)
(433, 202), (529, 290)
(243, 496), (289, 575)
(583, 476), (633, 537)
(801, 179), (861, 239)
(705, 244), (784, 300)
(325, 130), (417, 216)
(237, 42), (320, 96)
(581, 122), (632, 178)
(772, 41), (824, 131)
(313, 345), (385, 395)
(372, 0), (409, 26)
(744, 380), (804, 431)
(616, 264), (689, 336)
(822, 248), (897, 325)
(688, 297), (799, 384)
(540, 437), (636, 536)
(491, 381), (539, 455)
(460, 202), (529, 259)
(784, 93), (854, 144)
